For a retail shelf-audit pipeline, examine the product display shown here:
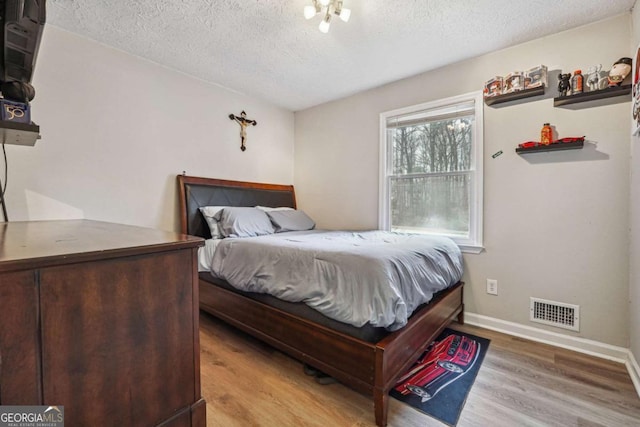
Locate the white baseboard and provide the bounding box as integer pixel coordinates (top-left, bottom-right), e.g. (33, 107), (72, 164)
(464, 312), (628, 362)
(628, 350), (640, 399)
(465, 312), (640, 398)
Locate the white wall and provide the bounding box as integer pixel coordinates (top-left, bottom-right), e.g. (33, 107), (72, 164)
(630, 4), (640, 369)
(4, 26), (294, 231)
(295, 15), (632, 347)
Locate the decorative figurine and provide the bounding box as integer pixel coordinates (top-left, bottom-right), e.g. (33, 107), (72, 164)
(608, 57), (632, 87)
(558, 73), (572, 96)
(586, 64), (602, 91)
(229, 110), (257, 152)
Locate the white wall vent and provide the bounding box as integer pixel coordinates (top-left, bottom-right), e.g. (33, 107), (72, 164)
(530, 297), (579, 331)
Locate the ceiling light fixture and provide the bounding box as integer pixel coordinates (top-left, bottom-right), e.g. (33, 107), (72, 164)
(304, 0), (350, 33)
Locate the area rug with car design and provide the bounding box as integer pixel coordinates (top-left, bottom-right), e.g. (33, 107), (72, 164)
(390, 328), (490, 426)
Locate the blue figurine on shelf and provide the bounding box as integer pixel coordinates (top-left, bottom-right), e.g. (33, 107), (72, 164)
(558, 73), (572, 96)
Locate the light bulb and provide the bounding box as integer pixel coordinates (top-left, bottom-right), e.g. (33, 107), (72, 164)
(339, 7), (351, 22)
(304, 5), (317, 19)
(319, 18), (330, 33)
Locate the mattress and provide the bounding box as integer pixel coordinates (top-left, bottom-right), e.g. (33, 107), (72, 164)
(200, 230), (463, 331)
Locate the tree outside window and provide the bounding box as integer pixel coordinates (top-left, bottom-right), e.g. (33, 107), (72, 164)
(380, 93), (483, 251)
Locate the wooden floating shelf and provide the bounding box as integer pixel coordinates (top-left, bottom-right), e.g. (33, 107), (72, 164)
(0, 120), (40, 146)
(484, 86), (546, 106)
(516, 140), (584, 154)
(553, 84), (631, 107)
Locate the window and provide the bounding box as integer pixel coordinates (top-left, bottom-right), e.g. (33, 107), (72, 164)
(379, 92), (483, 252)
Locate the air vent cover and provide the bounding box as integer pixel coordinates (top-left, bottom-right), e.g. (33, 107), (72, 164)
(530, 297), (579, 331)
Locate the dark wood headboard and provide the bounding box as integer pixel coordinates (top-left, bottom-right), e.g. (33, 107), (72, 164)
(177, 175), (297, 238)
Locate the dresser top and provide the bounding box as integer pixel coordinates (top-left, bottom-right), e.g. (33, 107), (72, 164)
(0, 219), (203, 272)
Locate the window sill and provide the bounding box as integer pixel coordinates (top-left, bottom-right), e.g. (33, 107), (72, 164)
(390, 230), (484, 253)
(458, 244), (484, 254)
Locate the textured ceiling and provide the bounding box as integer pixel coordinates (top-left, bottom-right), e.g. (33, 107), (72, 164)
(48, 0), (636, 111)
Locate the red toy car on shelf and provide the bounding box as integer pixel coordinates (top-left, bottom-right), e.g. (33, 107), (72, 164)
(394, 333), (480, 402)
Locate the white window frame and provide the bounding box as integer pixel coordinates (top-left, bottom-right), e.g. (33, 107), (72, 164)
(378, 91), (484, 253)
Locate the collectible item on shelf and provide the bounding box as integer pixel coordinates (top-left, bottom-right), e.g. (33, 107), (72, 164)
(540, 123), (553, 145)
(518, 136), (585, 149)
(608, 57), (632, 87)
(586, 64), (604, 91)
(483, 76), (503, 97)
(518, 141), (538, 149)
(633, 44), (640, 135)
(503, 72), (524, 93)
(0, 99), (30, 123)
(571, 70), (584, 94)
(558, 73), (572, 96)
(524, 65), (548, 89)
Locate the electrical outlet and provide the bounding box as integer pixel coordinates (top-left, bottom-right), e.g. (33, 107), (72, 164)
(486, 279), (498, 295)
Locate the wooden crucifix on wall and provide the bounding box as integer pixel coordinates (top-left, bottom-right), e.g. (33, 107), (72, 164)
(229, 110), (257, 151)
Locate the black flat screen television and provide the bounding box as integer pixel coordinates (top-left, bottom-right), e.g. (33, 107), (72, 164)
(0, 0), (45, 85)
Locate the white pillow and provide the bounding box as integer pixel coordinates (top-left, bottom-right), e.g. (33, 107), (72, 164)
(255, 205), (295, 212)
(199, 206), (227, 239)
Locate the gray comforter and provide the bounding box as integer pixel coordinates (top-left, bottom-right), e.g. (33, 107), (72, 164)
(209, 230), (463, 331)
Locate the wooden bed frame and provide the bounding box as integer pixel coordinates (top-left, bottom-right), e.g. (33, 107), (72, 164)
(177, 174), (464, 426)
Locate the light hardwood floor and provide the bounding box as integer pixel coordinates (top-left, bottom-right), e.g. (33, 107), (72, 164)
(199, 312), (640, 426)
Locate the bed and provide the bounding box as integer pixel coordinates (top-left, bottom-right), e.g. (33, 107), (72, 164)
(177, 174), (464, 426)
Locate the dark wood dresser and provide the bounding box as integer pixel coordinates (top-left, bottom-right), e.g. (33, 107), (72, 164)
(0, 220), (206, 427)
